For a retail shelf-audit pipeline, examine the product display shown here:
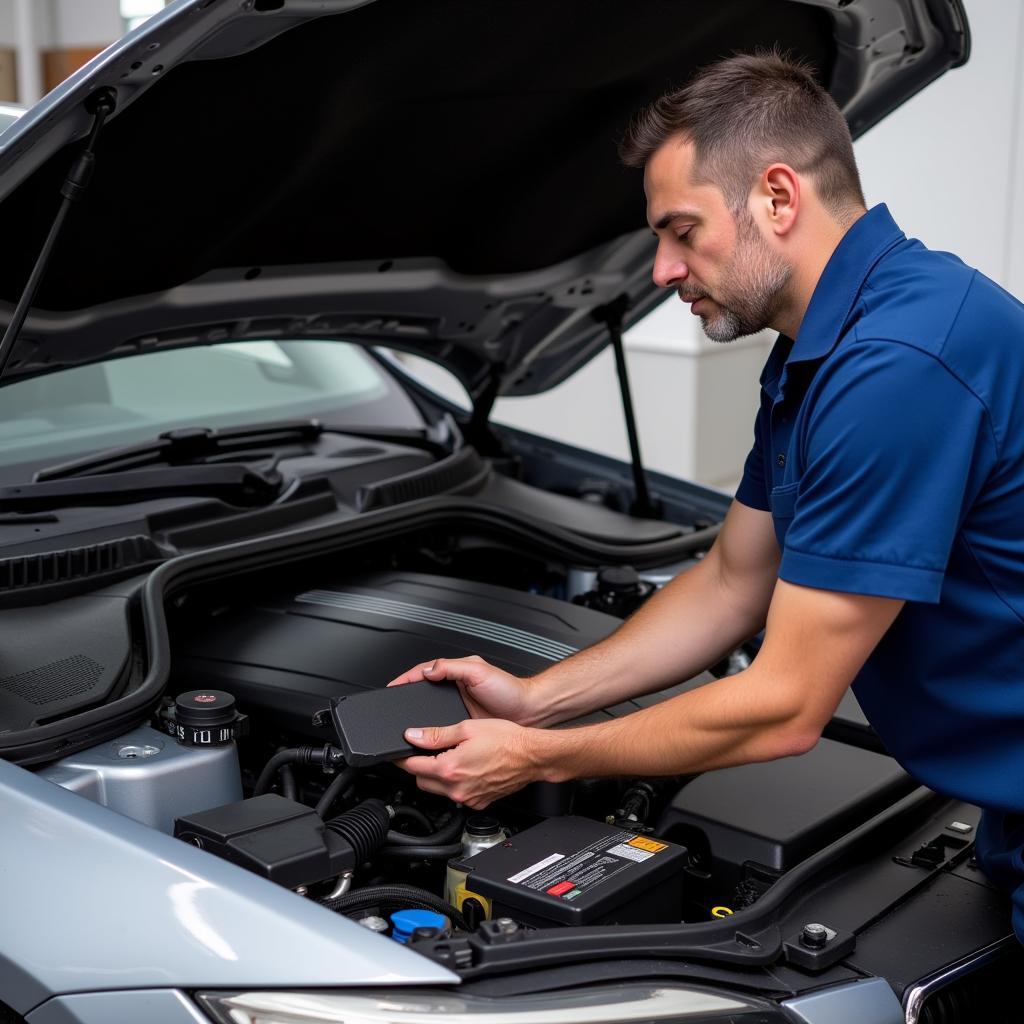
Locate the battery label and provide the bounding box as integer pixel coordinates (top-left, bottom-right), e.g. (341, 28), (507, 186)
(607, 843), (653, 862)
(507, 852), (565, 884)
(507, 832), (662, 900)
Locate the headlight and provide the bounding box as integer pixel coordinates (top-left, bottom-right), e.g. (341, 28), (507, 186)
(196, 983), (775, 1024)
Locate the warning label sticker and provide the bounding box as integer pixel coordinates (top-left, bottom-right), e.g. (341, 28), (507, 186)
(607, 843), (653, 862)
(628, 836), (667, 853)
(505, 832), (664, 901)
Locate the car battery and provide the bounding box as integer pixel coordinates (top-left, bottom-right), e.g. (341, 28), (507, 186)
(452, 816), (687, 927)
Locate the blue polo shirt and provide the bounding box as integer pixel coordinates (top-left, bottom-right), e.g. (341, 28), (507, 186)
(736, 204), (1024, 815)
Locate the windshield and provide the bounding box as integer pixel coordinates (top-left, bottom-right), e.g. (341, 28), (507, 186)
(0, 340), (423, 473)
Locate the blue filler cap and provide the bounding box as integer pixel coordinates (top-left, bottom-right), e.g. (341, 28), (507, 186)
(390, 909), (447, 944)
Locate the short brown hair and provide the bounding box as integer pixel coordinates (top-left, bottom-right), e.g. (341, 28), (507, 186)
(620, 52), (865, 220)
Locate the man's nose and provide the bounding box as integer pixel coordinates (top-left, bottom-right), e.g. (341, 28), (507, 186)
(652, 249), (689, 289)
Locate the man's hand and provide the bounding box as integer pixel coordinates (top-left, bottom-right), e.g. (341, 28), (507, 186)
(395, 718), (542, 809)
(387, 655), (532, 724)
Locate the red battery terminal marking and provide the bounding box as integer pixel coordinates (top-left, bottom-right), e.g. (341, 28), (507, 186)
(546, 881), (575, 897)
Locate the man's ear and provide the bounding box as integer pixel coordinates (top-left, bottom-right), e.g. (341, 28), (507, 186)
(755, 163), (800, 237)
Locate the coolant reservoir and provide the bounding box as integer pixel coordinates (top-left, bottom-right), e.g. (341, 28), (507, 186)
(445, 815), (507, 910)
(38, 723), (242, 833)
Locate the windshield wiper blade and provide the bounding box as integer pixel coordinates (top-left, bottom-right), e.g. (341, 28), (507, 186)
(34, 419), (324, 482)
(2, 464), (282, 512)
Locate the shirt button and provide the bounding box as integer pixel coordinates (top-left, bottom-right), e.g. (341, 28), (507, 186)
(776, 454), (786, 468)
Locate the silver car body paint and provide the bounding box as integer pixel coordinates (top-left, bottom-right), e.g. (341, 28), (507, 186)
(0, 758), (457, 1016)
(781, 977), (904, 1024)
(37, 725), (243, 833)
(26, 989), (209, 1024)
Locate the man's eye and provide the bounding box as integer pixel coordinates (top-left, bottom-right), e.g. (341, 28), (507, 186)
(676, 227), (693, 242)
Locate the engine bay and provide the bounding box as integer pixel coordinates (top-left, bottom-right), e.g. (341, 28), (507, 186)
(25, 506), (1022, 1024)
(29, 520), (923, 946)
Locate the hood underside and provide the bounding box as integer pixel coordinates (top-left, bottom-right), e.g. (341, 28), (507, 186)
(0, 0), (967, 398)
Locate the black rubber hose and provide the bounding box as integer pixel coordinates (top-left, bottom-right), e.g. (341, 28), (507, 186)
(321, 883), (467, 932)
(378, 842), (464, 859)
(385, 810), (465, 847)
(279, 763), (297, 802)
(324, 798), (391, 862)
(390, 805), (433, 834)
(253, 749), (301, 796)
(255, 745), (345, 798)
(315, 767), (358, 818)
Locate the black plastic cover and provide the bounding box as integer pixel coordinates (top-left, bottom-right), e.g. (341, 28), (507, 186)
(174, 571), (626, 737)
(175, 793), (357, 889)
(327, 681), (469, 766)
(657, 737), (915, 894)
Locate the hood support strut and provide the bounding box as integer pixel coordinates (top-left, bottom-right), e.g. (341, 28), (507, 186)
(596, 295), (658, 518)
(466, 366), (503, 456)
(0, 87), (116, 384)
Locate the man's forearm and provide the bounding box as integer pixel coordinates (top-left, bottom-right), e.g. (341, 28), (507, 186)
(527, 662), (809, 779)
(399, 580), (897, 810)
(521, 554), (767, 727)
(520, 579), (902, 782)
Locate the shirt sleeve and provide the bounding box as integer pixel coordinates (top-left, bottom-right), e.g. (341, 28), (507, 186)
(779, 340), (997, 603)
(734, 399), (771, 511)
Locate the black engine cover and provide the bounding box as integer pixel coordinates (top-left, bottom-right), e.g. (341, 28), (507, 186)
(175, 570), (633, 736)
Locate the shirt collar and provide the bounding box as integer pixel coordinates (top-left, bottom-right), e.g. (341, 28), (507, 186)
(786, 203), (906, 367)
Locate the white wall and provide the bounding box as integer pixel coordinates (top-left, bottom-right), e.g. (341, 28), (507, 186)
(494, 0), (1024, 494)
(0, 0), (122, 49)
(1010, 9), (1024, 300)
(0, 1), (53, 50)
(856, 0), (1024, 298)
(50, 0), (122, 48)
(0, 3), (14, 43)
(0, 0), (121, 104)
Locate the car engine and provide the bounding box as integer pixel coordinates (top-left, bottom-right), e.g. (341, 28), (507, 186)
(38, 530), (915, 941)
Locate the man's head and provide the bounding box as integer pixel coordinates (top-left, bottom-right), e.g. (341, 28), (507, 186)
(621, 52), (866, 341)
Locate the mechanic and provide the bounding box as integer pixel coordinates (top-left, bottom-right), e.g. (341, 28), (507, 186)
(389, 54), (1024, 939)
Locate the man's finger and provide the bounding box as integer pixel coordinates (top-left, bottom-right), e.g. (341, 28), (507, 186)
(386, 660), (438, 687)
(404, 722), (465, 751)
(397, 753), (448, 779)
(420, 657), (489, 687)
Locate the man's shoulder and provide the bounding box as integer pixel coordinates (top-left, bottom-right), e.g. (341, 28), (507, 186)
(855, 238), (1024, 364)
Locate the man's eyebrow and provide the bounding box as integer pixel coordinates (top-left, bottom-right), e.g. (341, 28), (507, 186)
(651, 209), (702, 231)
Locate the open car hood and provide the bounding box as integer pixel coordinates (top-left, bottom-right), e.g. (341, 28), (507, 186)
(0, 0), (967, 402)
